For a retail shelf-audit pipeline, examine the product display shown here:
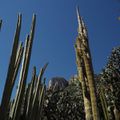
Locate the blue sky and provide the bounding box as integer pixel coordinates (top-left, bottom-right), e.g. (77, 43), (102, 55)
(0, 0), (120, 99)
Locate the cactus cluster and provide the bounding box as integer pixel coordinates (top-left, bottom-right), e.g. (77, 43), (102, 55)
(75, 7), (120, 120)
(0, 14), (47, 120)
(0, 9), (120, 120)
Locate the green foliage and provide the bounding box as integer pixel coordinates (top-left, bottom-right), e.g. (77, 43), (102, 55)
(99, 46), (120, 119)
(42, 80), (85, 120)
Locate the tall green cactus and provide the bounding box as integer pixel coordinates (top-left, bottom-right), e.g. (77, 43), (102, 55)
(10, 35), (29, 120)
(99, 86), (109, 120)
(25, 67), (36, 119)
(37, 78), (46, 120)
(11, 14), (36, 120)
(29, 63), (48, 120)
(0, 13), (49, 120)
(75, 38), (92, 120)
(0, 14), (22, 120)
(76, 7), (99, 120)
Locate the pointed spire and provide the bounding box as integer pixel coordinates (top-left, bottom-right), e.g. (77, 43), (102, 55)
(76, 6), (88, 37)
(76, 6), (83, 34)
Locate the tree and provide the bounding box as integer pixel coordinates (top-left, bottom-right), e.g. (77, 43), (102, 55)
(99, 46), (120, 120)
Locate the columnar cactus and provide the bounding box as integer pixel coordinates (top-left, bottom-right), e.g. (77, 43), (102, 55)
(0, 14), (22, 120)
(75, 38), (92, 120)
(75, 7), (99, 120)
(99, 86), (109, 120)
(25, 67), (36, 119)
(29, 63), (48, 120)
(11, 14), (36, 120)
